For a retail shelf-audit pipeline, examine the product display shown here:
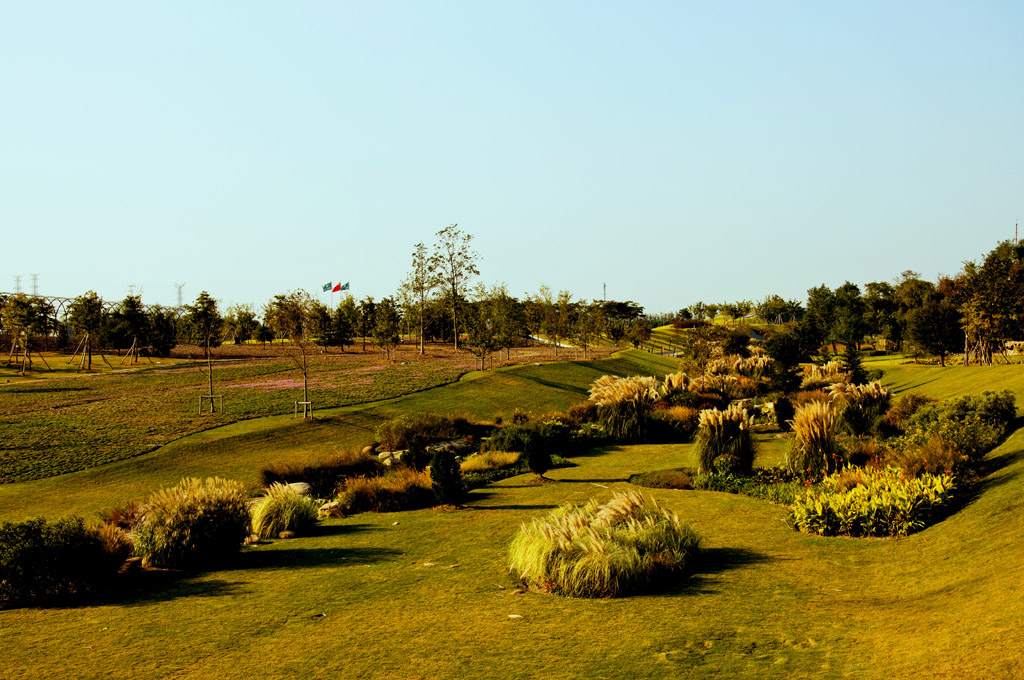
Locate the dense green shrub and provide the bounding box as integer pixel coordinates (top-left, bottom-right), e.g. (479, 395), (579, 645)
(900, 391), (1016, 460)
(403, 435), (430, 471)
(882, 393), (934, 433)
(260, 450), (382, 497)
(691, 473), (799, 505)
(712, 454), (741, 476)
(430, 450), (465, 506)
(135, 477), (251, 569)
(508, 491), (702, 597)
(483, 424), (543, 455)
(790, 466), (954, 537)
(0, 516), (122, 607)
(695, 404), (756, 474)
(773, 397), (795, 432)
(338, 469), (434, 514)
(251, 483), (321, 539)
(483, 417), (579, 465)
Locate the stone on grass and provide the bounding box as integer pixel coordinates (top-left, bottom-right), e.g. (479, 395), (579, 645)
(319, 501), (345, 518)
(287, 482), (313, 496)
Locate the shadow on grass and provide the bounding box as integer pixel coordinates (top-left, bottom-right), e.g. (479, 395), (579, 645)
(466, 490), (558, 511)
(555, 478), (627, 485)
(658, 547), (775, 597)
(307, 522), (382, 537)
(516, 372), (589, 396)
(2, 385), (91, 394)
(237, 545), (402, 571)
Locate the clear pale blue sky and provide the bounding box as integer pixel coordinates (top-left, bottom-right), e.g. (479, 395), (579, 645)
(3, 2), (1021, 314)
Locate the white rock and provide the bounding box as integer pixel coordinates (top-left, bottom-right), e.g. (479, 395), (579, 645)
(287, 482), (313, 496)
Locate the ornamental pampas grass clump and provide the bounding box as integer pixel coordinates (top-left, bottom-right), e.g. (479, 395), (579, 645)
(134, 477), (251, 569)
(786, 400), (842, 477)
(800, 361), (849, 390)
(507, 490), (702, 597)
(695, 404), (756, 474)
(251, 483), (321, 539)
(589, 375), (661, 441)
(829, 381), (893, 435)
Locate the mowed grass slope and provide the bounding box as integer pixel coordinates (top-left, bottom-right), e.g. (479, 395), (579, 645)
(2, 429), (1022, 679)
(0, 350), (679, 521)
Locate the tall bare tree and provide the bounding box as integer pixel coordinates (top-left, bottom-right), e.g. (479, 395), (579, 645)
(403, 242), (435, 354)
(429, 224), (479, 350)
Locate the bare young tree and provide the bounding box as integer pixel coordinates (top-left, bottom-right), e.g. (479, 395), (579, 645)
(429, 224), (479, 350)
(403, 242), (434, 354)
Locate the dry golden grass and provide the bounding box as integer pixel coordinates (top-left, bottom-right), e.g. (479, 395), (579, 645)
(460, 451), (520, 473)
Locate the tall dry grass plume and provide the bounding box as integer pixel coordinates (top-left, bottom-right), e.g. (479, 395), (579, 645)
(507, 490), (702, 597)
(786, 400), (842, 477)
(588, 375), (661, 441)
(695, 403), (756, 474)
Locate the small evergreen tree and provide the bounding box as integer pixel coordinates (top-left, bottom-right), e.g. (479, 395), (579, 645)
(841, 345), (867, 385)
(430, 450), (464, 505)
(524, 436), (553, 478)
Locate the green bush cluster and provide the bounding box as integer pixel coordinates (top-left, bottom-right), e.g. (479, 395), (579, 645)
(899, 391), (1016, 460)
(882, 393), (934, 433)
(430, 450), (465, 505)
(135, 477), (251, 569)
(790, 467), (954, 537)
(508, 491), (702, 597)
(0, 516), (123, 607)
(482, 417), (581, 474)
(251, 484), (321, 539)
(691, 472), (799, 505)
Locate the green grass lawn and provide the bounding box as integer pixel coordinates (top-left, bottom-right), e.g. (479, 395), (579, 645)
(2, 352), (1023, 678)
(0, 352), (474, 482)
(3, 430), (1022, 679)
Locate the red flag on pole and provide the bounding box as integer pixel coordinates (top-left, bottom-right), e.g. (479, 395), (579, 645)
(331, 282), (342, 293)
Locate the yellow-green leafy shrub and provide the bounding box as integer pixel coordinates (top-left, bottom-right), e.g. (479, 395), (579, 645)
(508, 491), (702, 597)
(251, 483), (321, 539)
(790, 467), (954, 537)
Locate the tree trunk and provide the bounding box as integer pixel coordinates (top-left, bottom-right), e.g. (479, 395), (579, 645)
(301, 344), (309, 404)
(206, 341), (214, 397)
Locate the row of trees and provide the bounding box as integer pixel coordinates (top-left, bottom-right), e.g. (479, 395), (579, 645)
(756, 240), (1024, 367)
